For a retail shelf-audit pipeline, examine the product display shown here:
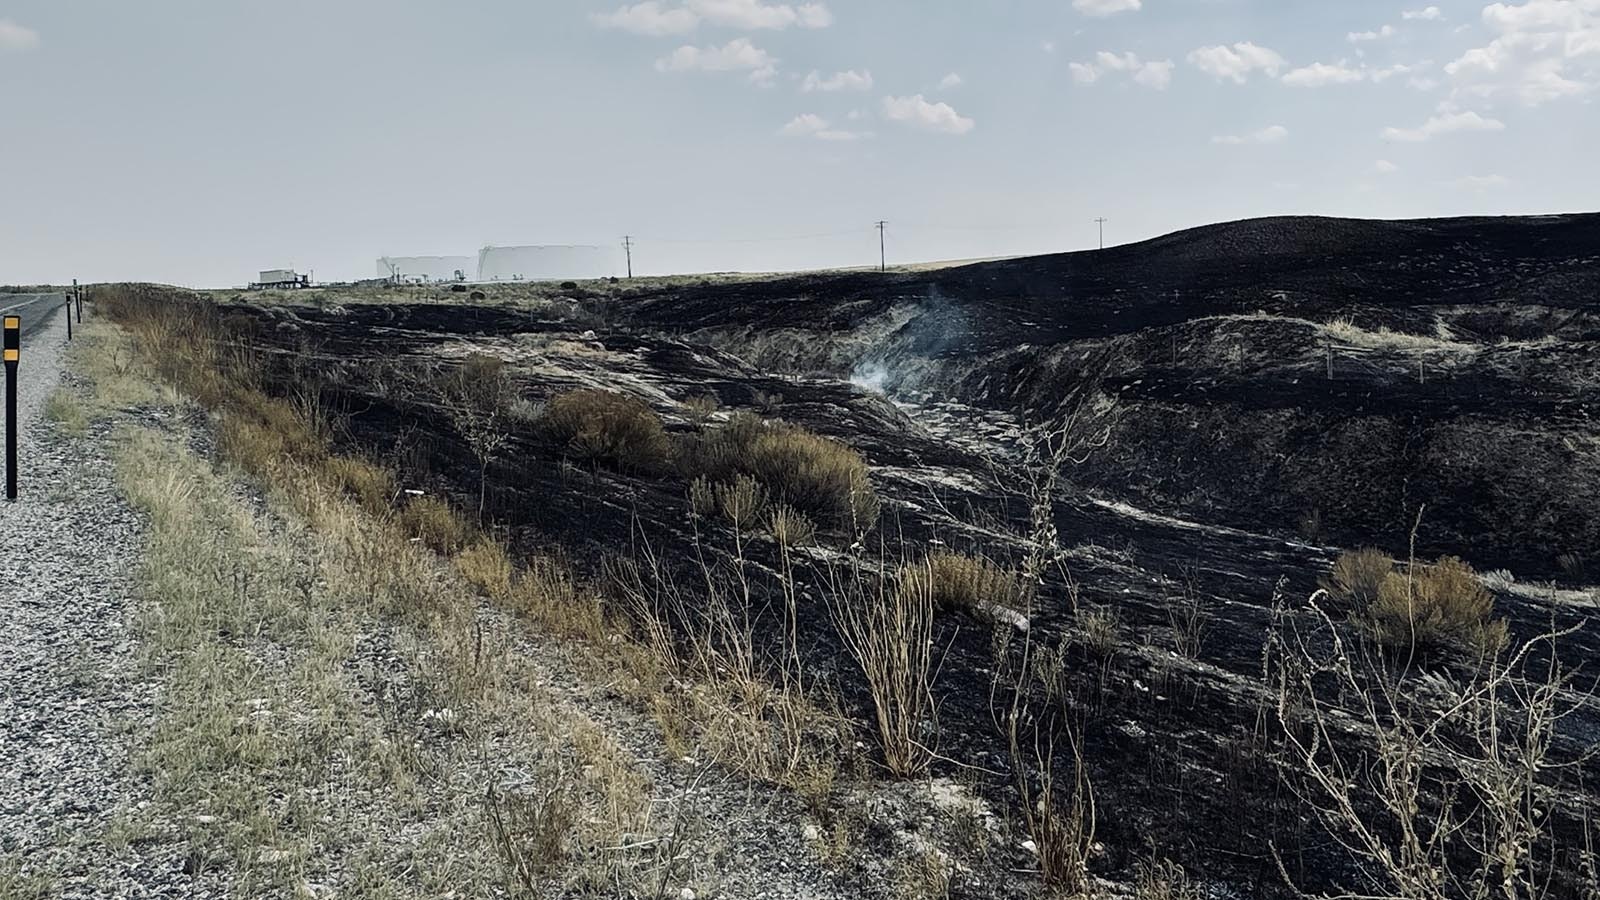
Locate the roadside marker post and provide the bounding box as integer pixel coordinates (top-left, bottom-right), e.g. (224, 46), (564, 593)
(4, 315), (18, 500)
(65, 295), (73, 340)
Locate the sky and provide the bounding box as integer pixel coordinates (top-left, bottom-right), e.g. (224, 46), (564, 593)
(1, 0), (1596, 286)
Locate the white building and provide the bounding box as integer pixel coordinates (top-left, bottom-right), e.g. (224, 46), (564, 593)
(377, 256), (476, 283)
(476, 245), (619, 282)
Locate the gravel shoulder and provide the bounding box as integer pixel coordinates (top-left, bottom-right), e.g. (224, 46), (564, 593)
(0, 316), (198, 897)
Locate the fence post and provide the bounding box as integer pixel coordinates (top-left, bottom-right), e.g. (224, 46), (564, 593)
(65, 295), (73, 340)
(74, 279), (82, 323)
(4, 315), (18, 500)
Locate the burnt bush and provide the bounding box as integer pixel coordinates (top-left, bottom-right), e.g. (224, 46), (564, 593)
(679, 413), (877, 530)
(899, 552), (1028, 617)
(1367, 555), (1507, 656)
(538, 389), (672, 474)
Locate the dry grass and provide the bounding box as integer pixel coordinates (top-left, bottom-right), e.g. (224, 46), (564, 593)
(401, 495), (472, 555)
(1367, 555), (1508, 656)
(682, 393), (720, 427)
(899, 552), (1029, 618)
(324, 454), (396, 514)
(539, 388), (672, 474)
(828, 558), (935, 777)
(1325, 547), (1393, 608)
(1322, 317), (1475, 353)
(681, 413), (879, 531)
(43, 388), (88, 437)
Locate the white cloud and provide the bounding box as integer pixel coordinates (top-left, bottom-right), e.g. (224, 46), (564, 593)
(881, 94), (975, 134)
(1451, 173), (1511, 188)
(0, 18), (40, 51)
(687, 0), (832, 29)
(1282, 61), (1368, 86)
(1403, 6), (1444, 20)
(1187, 42), (1287, 82)
(801, 69), (872, 92)
(1373, 159), (1400, 173)
(779, 113), (863, 140)
(1371, 61), (1425, 82)
(1070, 51), (1175, 88)
(1072, 0), (1142, 16)
(939, 72), (964, 89)
(1041, 40), (1057, 53)
(1212, 124), (1289, 144)
(1381, 108), (1506, 140)
(657, 38), (778, 83)
(1444, 0), (1600, 106)
(1348, 25), (1397, 42)
(597, 0), (831, 34)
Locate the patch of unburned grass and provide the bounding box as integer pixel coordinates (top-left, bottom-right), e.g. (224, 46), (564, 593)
(43, 388), (88, 437)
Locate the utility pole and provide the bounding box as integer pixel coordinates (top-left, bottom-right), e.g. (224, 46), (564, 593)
(622, 235), (633, 279)
(1094, 217), (1108, 250)
(875, 221), (887, 272)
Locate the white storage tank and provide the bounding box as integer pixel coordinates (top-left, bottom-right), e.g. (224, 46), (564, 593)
(377, 256), (476, 283)
(476, 245), (619, 282)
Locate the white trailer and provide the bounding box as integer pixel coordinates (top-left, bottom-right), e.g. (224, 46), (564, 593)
(254, 269), (309, 289)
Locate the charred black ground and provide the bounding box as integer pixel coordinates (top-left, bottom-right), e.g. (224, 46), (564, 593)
(201, 212), (1599, 898)
(611, 213), (1600, 579)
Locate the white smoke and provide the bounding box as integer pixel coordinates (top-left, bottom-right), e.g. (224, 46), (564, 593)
(851, 360), (890, 393)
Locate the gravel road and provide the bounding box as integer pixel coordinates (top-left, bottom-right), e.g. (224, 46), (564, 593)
(0, 313), (204, 897)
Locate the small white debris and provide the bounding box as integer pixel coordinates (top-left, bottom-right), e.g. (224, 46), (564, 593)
(679, 889), (696, 900)
(1022, 839), (1038, 854)
(801, 823), (822, 842)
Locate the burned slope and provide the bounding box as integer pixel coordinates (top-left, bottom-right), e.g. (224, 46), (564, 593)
(608, 213), (1600, 578)
(222, 296), (1600, 899)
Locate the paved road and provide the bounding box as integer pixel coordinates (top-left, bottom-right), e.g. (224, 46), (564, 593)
(1, 292), (71, 342)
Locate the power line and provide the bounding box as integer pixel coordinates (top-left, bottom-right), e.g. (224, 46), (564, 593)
(876, 220), (887, 272)
(621, 235), (633, 279)
(1094, 217), (1108, 250)
(634, 227), (871, 245)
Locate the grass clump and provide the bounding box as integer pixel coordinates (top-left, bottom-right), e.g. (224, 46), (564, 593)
(324, 455), (395, 514)
(1324, 547), (1393, 608)
(44, 389), (88, 437)
(1367, 555), (1508, 656)
(899, 552), (1028, 617)
(402, 495), (471, 555)
(681, 413), (878, 530)
(539, 389), (671, 474)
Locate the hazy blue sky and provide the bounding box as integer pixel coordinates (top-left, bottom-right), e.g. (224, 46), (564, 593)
(1, 0), (1595, 286)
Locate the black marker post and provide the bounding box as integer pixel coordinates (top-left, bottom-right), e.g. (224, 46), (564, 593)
(4, 315), (19, 500)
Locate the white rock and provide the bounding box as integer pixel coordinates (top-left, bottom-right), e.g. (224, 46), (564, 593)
(1021, 839), (1038, 854)
(801, 823), (822, 842)
(679, 889), (696, 900)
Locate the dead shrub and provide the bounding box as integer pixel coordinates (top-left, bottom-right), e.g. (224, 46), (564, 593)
(539, 389), (671, 474)
(828, 558), (935, 777)
(1325, 547), (1393, 608)
(766, 505), (817, 549)
(682, 393), (720, 428)
(486, 772), (579, 890)
(681, 413), (878, 530)
(717, 475), (767, 531)
(402, 495), (470, 555)
(899, 552), (1028, 618)
(688, 476), (717, 518)
(1367, 555), (1507, 656)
